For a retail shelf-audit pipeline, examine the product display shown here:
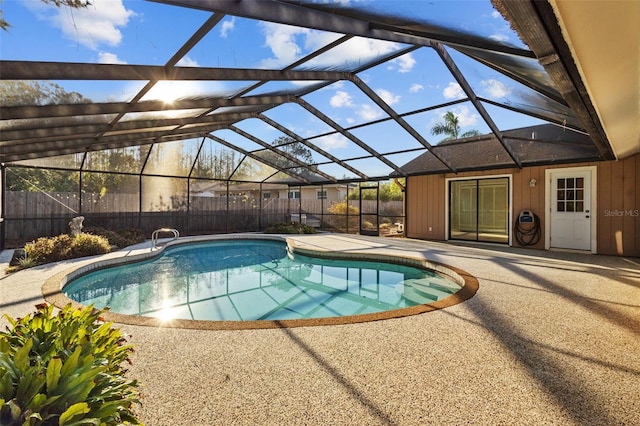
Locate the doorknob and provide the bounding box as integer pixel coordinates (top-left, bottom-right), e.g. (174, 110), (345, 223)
(585, 209), (590, 213)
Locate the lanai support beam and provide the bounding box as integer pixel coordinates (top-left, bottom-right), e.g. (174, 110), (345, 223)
(294, 98), (406, 176)
(228, 125), (338, 183)
(206, 134), (313, 184)
(0, 61), (352, 82)
(433, 41), (522, 168)
(258, 114), (369, 180)
(154, 0), (534, 58)
(348, 74), (457, 173)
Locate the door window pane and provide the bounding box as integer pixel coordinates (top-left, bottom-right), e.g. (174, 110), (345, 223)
(556, 175), (586, 213)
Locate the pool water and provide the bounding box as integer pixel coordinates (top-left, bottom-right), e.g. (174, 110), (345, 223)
(63, 239), (461, 321)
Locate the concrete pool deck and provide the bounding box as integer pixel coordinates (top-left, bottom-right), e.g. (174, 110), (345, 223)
(1, 234), (639, 425)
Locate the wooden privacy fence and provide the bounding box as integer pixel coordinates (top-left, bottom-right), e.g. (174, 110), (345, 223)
(2, 191), (404, 246)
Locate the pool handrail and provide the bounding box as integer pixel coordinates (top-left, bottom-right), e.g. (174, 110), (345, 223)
(151, 228), (179, 249)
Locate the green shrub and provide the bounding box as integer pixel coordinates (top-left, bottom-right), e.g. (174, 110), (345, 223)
(327, 201), (359, 231)
(25, 233), (110, 265)
(83, 227), (146, 249)
(0, 304), (142, 425)
(264, 222), (317, 234)
(23, 236), (57, 264)
(66, 233), (111, 259)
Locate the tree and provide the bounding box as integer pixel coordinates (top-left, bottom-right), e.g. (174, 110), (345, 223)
(431, 111), (480, 140)
(1, 0), (90, 31)
(0, 81), (91, 106)
(272, 136), (313, 163)
(82, 148), (141, 194)
(261, 136), (316, 180)
(6, 167), (78, 192)
(347, 180), (404, 202)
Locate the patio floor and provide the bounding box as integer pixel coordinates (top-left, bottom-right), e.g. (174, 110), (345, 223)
(1, 234), (639, 425)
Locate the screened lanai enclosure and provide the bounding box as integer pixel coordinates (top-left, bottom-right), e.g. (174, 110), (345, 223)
(0, 0), (615, 248)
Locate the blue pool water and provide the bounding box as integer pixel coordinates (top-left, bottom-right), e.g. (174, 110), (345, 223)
(63, 239), (461, 321)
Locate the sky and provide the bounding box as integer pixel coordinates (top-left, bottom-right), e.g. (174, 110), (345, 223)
(0, 0), (552, 179)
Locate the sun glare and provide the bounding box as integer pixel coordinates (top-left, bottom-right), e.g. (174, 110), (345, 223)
(146, 81), (187, 104)
(145, 81), (211, 104)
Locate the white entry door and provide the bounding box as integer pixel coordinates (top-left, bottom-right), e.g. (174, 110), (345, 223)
(550, 170), (592, 250)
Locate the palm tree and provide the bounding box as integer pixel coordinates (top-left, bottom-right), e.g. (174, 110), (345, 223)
(431, 111), (480, 140)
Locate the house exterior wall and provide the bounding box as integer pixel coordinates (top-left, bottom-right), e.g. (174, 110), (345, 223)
(278, 186), (345, 202)
(406, 153), (640, 257)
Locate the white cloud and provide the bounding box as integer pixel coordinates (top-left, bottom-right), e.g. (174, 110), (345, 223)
(297, 36), (402, 70)
(259, 22), (308, 68)
(489, 33), (509, 42)
(176, 56), (199, 67)
(302, 30), (343, 52)
(409, 83), (424, 93)
(97, 52), (126, 64)
(391, 53), (416, 73)
(329, 38), (400, 68)
(29, 0), (135, 50)
(481, 79), (511, 98)
(220, 17), (235, 38)
(491, 11), (502, 19)
(330, 91), (354, 108)
(356, 104), (384, 121)
(316, 134), (348, 150)
(443, 82), (465, 100)
(452, 105), (479, 127)
(376, 89), (400, 105)
(258, 23), (405, 71)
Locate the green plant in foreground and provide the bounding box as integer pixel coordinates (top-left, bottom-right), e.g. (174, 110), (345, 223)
(0, 304), (142, 425)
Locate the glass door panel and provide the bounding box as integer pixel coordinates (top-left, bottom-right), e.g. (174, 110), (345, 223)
(450, 178), (509, 243)
(450, 180), (477, 241)
(478, 179), (509, 243)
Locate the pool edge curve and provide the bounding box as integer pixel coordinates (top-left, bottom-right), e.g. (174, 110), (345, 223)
(42, 234), (479, 330)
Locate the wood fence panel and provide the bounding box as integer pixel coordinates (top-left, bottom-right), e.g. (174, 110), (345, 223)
(3, 191), (405, 247)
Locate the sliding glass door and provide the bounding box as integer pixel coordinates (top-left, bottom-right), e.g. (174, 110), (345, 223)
(449, 177), (509, 243)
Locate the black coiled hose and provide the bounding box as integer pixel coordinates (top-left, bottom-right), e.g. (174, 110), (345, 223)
(514, 213), (541, 246)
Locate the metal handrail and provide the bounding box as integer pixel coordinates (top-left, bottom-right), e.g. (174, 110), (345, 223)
(151, 228), (179, 249)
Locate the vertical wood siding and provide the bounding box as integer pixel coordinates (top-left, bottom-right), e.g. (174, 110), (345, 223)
(407, 153), (640, 256)
(597, 154), (640, 255)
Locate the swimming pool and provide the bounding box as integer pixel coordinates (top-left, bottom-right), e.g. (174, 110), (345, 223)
(61, 238), (467, 326)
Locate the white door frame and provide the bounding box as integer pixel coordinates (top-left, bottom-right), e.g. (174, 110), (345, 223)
(545, 166), (597, 253)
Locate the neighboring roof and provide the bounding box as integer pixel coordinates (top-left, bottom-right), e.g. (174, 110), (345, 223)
(0, 0), (623, 185)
